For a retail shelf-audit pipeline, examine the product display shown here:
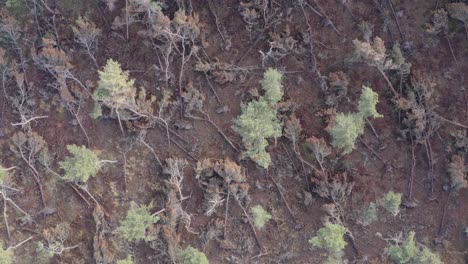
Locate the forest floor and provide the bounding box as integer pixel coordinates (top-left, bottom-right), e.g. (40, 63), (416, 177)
(0, 0), (467, 263)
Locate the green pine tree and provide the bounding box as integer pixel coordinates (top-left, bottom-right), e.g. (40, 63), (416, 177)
(116, 256), (134, 264)
(380, 191), (402, 216)
(250, 205), (272, 229)
(59, 145), (100, 183)
(330, 113), (365, 154)
(180, 247), (209, 264)
(309, 222), (347, 253)
(260, 68), (283, 105)
(233, 98), (282, 168)
(116, 202), (159, 242)
(330, 86), (382, 154)
(0, 242), (13, 264)
(358, 86), (383, 119)
(93, 59), (137, 117)
(386, 231), (418, 263)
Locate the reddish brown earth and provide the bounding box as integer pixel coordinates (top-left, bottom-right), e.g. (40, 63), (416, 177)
(0, 0), (467, 263)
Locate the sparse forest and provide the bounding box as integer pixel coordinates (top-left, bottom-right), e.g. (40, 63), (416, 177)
(0, 0), (467, 263)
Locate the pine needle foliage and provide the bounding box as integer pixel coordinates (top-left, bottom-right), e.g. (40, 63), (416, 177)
(0, 167), (8, 184)
(59, 145), (100, 183)
(380, 191), (402, 216)
(250, 205), (272, 229)
(330, 113), (365, 154)
(309, 222), (347, 253)
(180, 247), (209, 264)
(116, 256), (133, 264)
(260, 68), (283, 105)
(233, 68), (283, 168)
(386, 231), (418, 264)
(330, 86), (382, 154)
(359, 202), (378, 226)
(116, 202), (159, 242)
(385, 231), (442, 264)
(0, 242), (13, 264)
(93, 59), (136, 117)
(358, 86), (383, 119)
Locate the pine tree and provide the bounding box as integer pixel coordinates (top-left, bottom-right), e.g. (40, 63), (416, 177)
(233, 98), (282, 168)
(93, 59), (136, 116)
(386, 231), (417, 264)
(59, 145), (100, 183)
(380, 191), (402, 216)
(250, 205), (272, 229)
(0, 242), (13, 264)
(330, 86), (382, 154)
(116, 202), (159, 242)
(180, 247), (209, 264)
(309, 222), (347, 253)
(116, 256), (134, 264)
(330, 113), (365, 154)
(358, 86), (383, 119)
(260, 68), (283, 105)
(233, 69), (283, 168)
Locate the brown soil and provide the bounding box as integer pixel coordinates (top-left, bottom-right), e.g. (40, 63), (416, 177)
(0, 0), (467, 263)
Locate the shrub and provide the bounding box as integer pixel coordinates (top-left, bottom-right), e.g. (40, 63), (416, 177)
(447, 155), (467, 193)
(116, 256), (133, 264)
(412, 247), (443, 264)
(0, 166), (8, 183)
(250, 205), (272, 229)
(116, 202), (159, 242)
(180, 247), (209, 264)
(330, 86), (382, 154)
(233, 98), (282, 168)
(358, 86), (383, 119)
(59, 145), (100, 183)
(233, 69), (283, 168)
(309, 222), (347, 253)
(385, 231), (442, 264)
(359, 202), (378, 226)
(380, 191), (402, 216)
(260, 68), (283, 105)
(386, 231), (417, 264)
(330, 113), (364, 154)
(94, 59), (136, 117)
(0, 242), (13, 264)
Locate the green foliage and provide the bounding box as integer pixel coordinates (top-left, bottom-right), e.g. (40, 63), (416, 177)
(233, 69), (284, 168)
(90, 103), (103, 119)
(233, 98), (282, 168)
(330, 86), (382, 154)
(358, 86), (383, 119)
(59, 145), (100, 183)
(116, 202), (159, 242)
(386, 232), (417, 263)
(330, 113), (365, 154)
(94, 59), (136, 112)
(0, 167), (8, 184)
(412, 247), (443, 264)
(5, 0), (26, 18)
(180, 247), (209, 264)
(0, 242), (13, 264)
(380, 191), (402, 216)
(250, 205), (271, 229)
(309, 222), (347, 253)
(385, 231), (442, 264)
(260, 68), (283, 105)
(359, 202), (378, 226)
(116, 256), (134, 264)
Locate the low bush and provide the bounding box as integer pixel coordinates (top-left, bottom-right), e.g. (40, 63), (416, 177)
(116, 202), (159, 242)
(250, 205), (271, 229)
(180, 246), (209, 264)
